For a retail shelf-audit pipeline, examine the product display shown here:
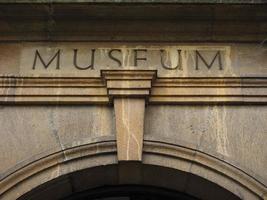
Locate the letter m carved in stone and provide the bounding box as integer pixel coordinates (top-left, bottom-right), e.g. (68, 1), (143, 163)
(195, 50), (223, 70)
(32, 49), (60, 70)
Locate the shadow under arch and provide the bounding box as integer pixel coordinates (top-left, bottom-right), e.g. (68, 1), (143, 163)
(0, 140), (265, 200)
(18, 163), (239, 200)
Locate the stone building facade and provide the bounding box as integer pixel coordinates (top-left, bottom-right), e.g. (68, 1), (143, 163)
(0, 1), (267, 199)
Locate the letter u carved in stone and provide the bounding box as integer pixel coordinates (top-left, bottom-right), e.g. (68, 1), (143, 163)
(73, 49), (95, 70)
(160, 49), (182, 70)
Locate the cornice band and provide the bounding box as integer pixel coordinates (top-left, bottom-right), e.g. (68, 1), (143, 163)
(1, 70), (267, 105)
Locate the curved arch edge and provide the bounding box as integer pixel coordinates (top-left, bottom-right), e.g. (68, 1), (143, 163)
(0, 140), (266, 200)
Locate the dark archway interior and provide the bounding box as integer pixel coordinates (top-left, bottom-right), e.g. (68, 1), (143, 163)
(19, 163), (241, 200)
(64, 185), (199, 200)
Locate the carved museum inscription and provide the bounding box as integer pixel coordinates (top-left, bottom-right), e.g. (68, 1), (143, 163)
(1, 43), (267, 77)
(32, 48), (224, 71)
(0, 43), (267, 105)
(18, 44), (232, 77)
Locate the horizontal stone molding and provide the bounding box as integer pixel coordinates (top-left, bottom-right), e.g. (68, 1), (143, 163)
(1, 71), (267, 105)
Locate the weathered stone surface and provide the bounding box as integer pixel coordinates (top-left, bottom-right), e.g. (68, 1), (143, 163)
(144, 105), (267, 185)
(0, 2), (267, 199)
(0, 106), (115, 177)
(114, 98), (145, 161)
(0, 53), (266, 199)
(0, 67), (267, 199)
(0, 106), (61, 175)
(0, 3), (266, 43)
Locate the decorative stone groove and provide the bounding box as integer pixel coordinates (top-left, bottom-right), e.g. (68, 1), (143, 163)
(1, 75), (267, 105)
(150, 77), (267, 104)
(0, 77), (109, 104)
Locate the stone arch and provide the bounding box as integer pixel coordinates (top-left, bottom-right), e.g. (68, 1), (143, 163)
(0, 71), (266, 200)
(0, 139), (265, 200)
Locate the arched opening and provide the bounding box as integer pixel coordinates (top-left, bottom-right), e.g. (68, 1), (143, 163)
(18, 163), (240, 200)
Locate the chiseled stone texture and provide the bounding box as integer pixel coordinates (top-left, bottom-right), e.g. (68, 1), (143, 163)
(114, 98), (145, 161)
(0, 106), (115, 177)
(144, 105), (267, 186)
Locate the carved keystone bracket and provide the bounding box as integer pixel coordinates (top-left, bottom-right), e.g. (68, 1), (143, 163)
(101, 70), (157, 161)
(101, 70), (157, 102)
